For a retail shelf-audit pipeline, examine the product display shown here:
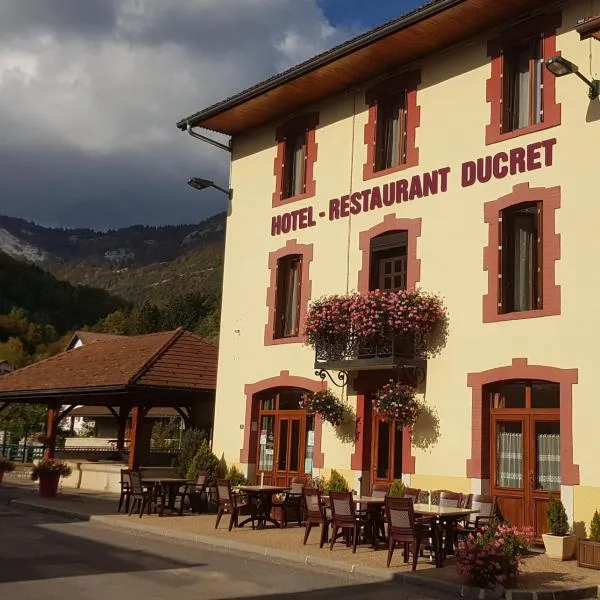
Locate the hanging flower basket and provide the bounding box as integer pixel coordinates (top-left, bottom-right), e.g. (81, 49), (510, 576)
(372, 380), (420, 429)
(300, 390), (344, 427)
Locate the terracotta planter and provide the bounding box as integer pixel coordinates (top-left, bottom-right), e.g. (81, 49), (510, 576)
(38, 474), (60, 498)
(578, 539), (600, 569)
(542, 533), (577, 560)
(0, 470), (4, 485)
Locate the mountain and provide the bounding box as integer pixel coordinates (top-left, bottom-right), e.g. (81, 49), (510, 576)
(0, 213), (226, 306)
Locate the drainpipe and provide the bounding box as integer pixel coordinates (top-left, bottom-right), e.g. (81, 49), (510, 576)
(186, 122), (231, 153)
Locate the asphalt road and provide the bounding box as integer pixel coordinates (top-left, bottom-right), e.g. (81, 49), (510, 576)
(0, 503), (453, 599)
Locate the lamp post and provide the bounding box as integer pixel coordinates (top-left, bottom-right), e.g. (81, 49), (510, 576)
(187, 177), (232, 199)
(545, 55), (600, 99)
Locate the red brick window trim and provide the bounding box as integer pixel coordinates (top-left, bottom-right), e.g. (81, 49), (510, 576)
(272, 113), (319, 208)
(483, 183), (560, 323)
(486, 12), (561, 146)
(466, 358), (579, 486)
(357, 214), (422, 293)
(363, 70), (421, 182)
(241, 371), (325, 469)
(265, 239), (313, 346)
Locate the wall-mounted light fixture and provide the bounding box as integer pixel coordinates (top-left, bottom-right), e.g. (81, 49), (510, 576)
(545, 55), (600, 99)
(187, 177), (232, 200)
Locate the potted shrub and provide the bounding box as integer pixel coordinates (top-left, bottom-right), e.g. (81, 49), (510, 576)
(300, 390), (344, 427)
(542, 496), (577, 560)
(389, 479), (405, 497)
(30, 458), (72, 497)
(578, 509), (600, 569)
(0, 455), (15, 484)
(373, 380), (420, 428)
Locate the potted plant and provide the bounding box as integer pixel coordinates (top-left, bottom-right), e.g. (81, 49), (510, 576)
(542, 496), (577, 560)
(372, 380), (420, 428)
(578, 509), (600, 569)
(300, 390), (344, 427)
(389, 479), (405, 497)
(0, 455), (15, 484)
(30, 458), (72, 497)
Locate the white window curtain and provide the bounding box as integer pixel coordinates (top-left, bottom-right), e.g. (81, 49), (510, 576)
(537, 432), (560, 491)
(516, 49), (531, 129)
(513, 213), (534, 311)
(291, 134), (305, 197)
(496, 427), (523, 489)
(282, 260), (300, 336)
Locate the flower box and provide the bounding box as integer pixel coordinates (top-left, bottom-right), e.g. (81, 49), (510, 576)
(542, 533), (577, 561)
(578, 539), (600, 570)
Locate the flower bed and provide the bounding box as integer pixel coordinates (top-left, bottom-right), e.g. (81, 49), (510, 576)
(455, 521), (533, 588)
(306, 289), (446, 357)
(372, 380), (419, 428)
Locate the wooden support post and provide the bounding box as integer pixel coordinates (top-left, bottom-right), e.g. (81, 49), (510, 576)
(128, 406), (144, 470)
(44, 404), (59, 459)
(116, 406), (130, 451)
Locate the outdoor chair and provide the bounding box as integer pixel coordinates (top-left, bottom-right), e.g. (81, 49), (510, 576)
(384, 496), (435, 570)
(403, 487), (421, 504)
(371, 483), (390, 498)
(272, 476), (307, 528)
(118, 468), (131, 513)
(370, 483), (390, 539)
(439, 491), (462, 508)
(455, 494), (496, 540)
(128, 470), (158, 518)
(215, 479), (251, 531)
(459, 493), (473, 508)
(328, 491), (370, 553)
(302, 487), (331, 548)
(187, 471), (209, 513)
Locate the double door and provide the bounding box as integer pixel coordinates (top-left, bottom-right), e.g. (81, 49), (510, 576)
(491, 413), (560, 537)
(371, 415), (403, 486)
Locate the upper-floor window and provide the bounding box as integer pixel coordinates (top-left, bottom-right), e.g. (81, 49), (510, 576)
(274, 255), (302, 339)
(272, 113), (318, 207)
(370, 231), (407, 292)
(375, 91), (407, 172)
(502, 38), (543, 134)
(500, 202), (541, 314)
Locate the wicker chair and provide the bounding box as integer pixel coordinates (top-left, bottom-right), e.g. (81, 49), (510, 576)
(403, 487), (421, 504)
(118, 469), (131, 513)
(128, 470), (157, 518)
(328, 491), (369, 553)
(371, 483), (390, 497)
(456, 494), (496, 538)
(385, 496), (435, 570)
(188, 471), (209, 513)
(272, 476), (307, 528)
(302, 487), (331, 547)
(215, 479), (250, 531)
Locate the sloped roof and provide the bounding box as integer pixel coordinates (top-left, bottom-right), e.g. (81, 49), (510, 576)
(70, 406), (179, 418)
(66, 330), (125, 350)
(0, 329), (218, 398)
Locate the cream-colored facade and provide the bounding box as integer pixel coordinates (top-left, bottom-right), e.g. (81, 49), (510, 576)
(207, 0), (600, 536)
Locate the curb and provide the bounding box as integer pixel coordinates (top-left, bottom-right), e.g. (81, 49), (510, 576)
(10, 499), (600, 599)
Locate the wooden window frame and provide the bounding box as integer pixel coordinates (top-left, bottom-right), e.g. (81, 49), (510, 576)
(363, 71), (421, 181)
(483, 183), (560, 323)
(274, 254), (302, 339)
(272, 113), (318, 207)
(369, 230), (409, 292)
(265, 240), (313, 346)
(486, 12), (561, 146)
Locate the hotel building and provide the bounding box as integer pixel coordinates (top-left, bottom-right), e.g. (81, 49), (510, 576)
(178, 0), (600, 538)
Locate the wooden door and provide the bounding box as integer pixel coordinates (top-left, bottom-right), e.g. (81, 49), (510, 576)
(273, 415), (305, 486)
(371, 416), (403, 487)
(491, 414), (560, 537)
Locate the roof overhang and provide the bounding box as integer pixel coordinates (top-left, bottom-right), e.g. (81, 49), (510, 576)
(176, 0), (555, 136)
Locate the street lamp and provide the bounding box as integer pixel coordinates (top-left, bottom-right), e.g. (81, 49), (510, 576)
(187, 177), (232, 199)
(545, 55), (600, 99)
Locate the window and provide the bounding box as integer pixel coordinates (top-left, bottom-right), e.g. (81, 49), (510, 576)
(369, 231), (408, 291)
(502, 38), (543, 133)
(485, 13), (561, 145)
(282, 130), (307, 199)
(272, 113), (318, 207)
(499, 202), (541, 313)
(363, 70), (420, 181)
(375, 91), (407, 172)
(274, 255), (302, 339)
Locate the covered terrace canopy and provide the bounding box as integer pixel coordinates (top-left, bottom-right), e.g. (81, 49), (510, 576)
(0, 328), (218, 469)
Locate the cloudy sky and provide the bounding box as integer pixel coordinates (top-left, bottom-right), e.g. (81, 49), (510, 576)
(0, 0), (421, 230)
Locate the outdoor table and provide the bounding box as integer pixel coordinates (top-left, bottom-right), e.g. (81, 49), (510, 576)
(354, 496), (386, 549)
(141, 477), (191, 516)
(235, 485), (289, 529)
(413, 504), (478, 567)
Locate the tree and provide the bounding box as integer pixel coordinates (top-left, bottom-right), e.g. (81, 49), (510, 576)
(0, 337), (29, 368)
(133, 301), (162, 334)
(0, 403), (47, 442)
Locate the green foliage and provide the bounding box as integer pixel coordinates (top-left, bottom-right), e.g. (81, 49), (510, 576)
(150, 418), (181, 449)
(326, 470), (350, 493)
(0, 456), (16, 472)
(175, 428), (207, 477)
(226, 465), (249, 487)
(0, 404), (47, 441)
(389, 479), (405, 497)
(590, 510), (600, 543)
(547, 496), (569, 536)
(186, 440), (224, 486)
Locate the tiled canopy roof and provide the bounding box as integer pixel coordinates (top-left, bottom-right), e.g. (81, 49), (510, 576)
(0, 329), (218, 396)
(70, 406), (179, 418)
(67, 330), (125, 349)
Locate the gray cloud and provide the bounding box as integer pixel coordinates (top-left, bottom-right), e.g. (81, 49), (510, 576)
(0, 0), (352, 229)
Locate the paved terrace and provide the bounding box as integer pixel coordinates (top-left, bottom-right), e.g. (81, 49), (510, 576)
(2, 480), (600, 596)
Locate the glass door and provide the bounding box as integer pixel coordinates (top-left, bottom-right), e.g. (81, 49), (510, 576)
(371, 416), (403, 487)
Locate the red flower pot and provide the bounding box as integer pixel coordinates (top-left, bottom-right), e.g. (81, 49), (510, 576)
(0, 470), (4, 485)
(38, 474), (60, 497)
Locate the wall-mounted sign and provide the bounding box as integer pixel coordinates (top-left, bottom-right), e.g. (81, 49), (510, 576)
(271, 138), (556, 237)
